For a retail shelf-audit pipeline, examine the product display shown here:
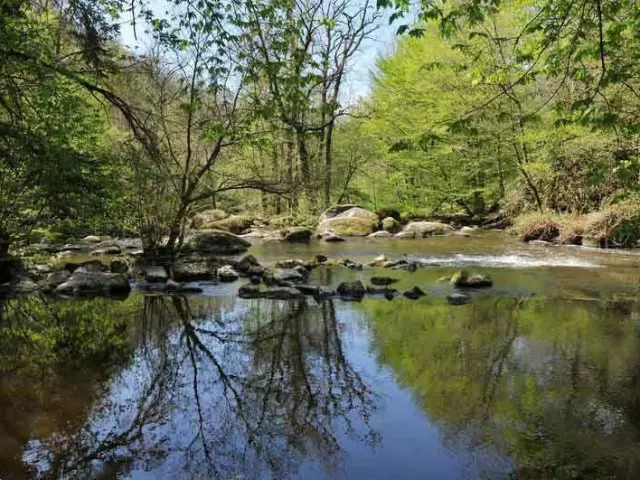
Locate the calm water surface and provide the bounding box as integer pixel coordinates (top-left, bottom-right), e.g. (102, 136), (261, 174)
(1, 232), (640, 479)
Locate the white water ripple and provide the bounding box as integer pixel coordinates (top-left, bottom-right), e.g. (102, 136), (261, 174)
(414, 253), (600, 268)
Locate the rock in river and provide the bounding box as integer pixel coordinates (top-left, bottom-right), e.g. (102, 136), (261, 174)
(447, 293), (471, 305)
(370, 276), (398, 286)
(282, 227), (313, 243)
(217, 265), (239, 282)
(55, 272), (131, 296)
(187, 229), (250, 255)
(395, 221), (454, 239)
(337, 280), (366, 300)
(450, 270), (493, 288)
(403, 286), (425, 300)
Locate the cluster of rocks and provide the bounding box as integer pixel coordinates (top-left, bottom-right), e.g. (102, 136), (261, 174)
(187, 205), (484, 244)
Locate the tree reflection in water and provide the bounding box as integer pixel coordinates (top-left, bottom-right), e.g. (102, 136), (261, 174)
(17, 295), (378, 479)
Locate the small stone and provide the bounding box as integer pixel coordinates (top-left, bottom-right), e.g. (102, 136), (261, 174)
(403, 286), (425, 300)
(315, 254), (328, 264)
(217, 265), (239, 282)
(324, 234), (345, 242)
(447, 293), (471, 305)
(83, 235), (102, 243)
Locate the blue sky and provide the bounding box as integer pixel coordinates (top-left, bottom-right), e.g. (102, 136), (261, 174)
(116, 2), (399, 101)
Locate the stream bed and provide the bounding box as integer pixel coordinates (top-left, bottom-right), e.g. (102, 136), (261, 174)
(2, 232), (640, 479)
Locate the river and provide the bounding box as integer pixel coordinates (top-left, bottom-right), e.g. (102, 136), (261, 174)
(1, 231), (640, 479)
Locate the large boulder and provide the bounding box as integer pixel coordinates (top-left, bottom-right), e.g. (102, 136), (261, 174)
(191, 209), (228, 228)
(187, 230), (250, 255)
(395, 221), (454, 239)
(317, 217), (377, 237)
(317, 206), (379, 237)
(318, 204), (361, 223)
(172, 258), (220, 281)
(55, 272), (131, 296)
(205, 215), (253, 234)
(282, 227), (313, 243)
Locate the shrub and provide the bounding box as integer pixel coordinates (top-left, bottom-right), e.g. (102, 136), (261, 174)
(583, 198), (640, 248)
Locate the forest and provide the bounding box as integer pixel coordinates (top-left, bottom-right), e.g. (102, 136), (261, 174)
(2, 0), (640, 269)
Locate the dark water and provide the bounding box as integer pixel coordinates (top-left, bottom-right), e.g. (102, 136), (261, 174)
(2, 232), (640, 479)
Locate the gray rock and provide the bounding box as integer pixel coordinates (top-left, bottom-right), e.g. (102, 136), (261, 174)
(236, 254), (263, 276)
(64, 260), (108, 273)
(187, 229), (250, 255)
(337, 280), (365, 300)
(324, 234), (345, 242)
(368, 230), (392, 238)
(382, 217), (401, 233)
(450, 270), (493, 288)
(217, 265), (239, 282)
(295, 284), (320, 295)
(172, 259), (218, 282)
(145, 266), (168, 283)
(82, 235), (102, 243)
(273, 259), (306, 269)
(273, 268), (307, 284)
(14, 279), (39, 293)
(395, 221), (454, 239)
(447, 293), (471, 305)
(55, 272), (131, 296)
(46, 270), (71, 288)
(60, 244), (84, 252)
(283, 227), (313, 243)
(110, 259), (129, 274)
(403, 286), (425, 300)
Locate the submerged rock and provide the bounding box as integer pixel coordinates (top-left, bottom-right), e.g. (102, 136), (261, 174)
(273, 259), (306, 269)
(447, 292), (471, 305)
(55, 272), (131, 296)
(450, 270), (493, 288)
(403, 286), (425, 300)
(366, 286), (398, 299)
(273, 267), (308, 284)
(342, 259), (363, 270)
(337, 280), (365, 300)
(370, 276), (398, 286)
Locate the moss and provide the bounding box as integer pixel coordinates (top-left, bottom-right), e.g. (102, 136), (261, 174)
(319, 217), (376, 236)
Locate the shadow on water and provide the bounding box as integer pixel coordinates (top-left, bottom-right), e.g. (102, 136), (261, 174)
(1, 268), (640, 478)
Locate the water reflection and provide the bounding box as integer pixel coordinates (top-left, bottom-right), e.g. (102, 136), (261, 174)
(3, 290), (640, 478)
(364, 295), (640, 478)
(2, 295), (377, 479)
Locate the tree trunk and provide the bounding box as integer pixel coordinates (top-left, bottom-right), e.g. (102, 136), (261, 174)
(324, 119), (334, 209)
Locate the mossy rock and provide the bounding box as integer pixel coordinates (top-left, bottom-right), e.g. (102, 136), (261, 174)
(317, 217), (377, 237)
(186, 229), (251, 254)
(382, 217), (401, 233)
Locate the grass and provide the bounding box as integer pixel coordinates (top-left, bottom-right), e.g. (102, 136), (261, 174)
(511, 198), (640, 248)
